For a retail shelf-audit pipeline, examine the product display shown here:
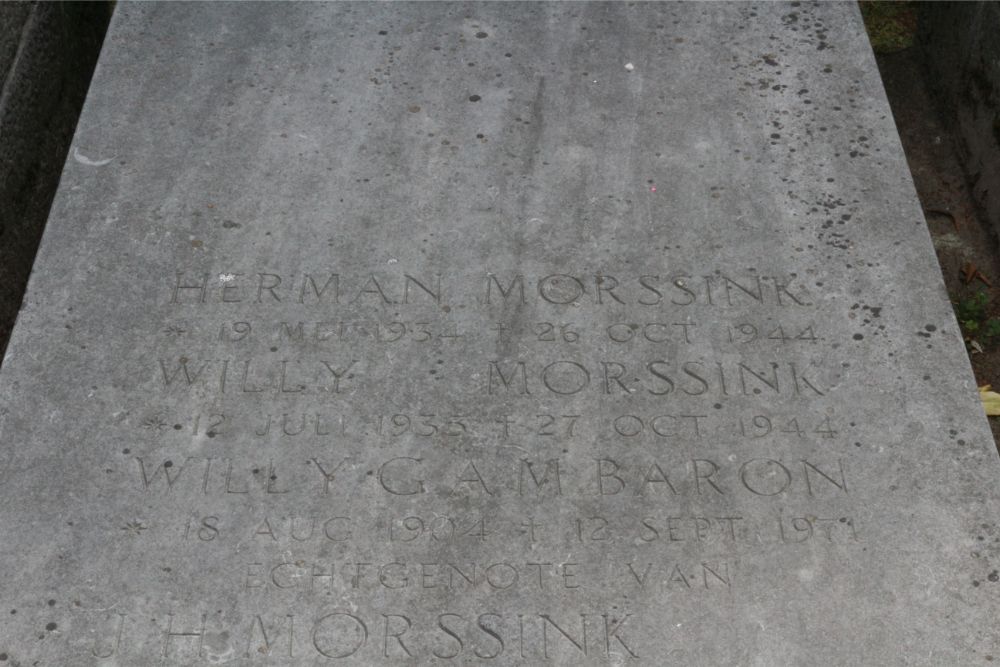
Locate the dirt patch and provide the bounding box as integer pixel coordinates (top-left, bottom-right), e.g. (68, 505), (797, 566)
(866, 4), (1000, 451)
(860, 1), (918, 53)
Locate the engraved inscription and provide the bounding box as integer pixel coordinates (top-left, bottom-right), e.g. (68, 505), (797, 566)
(82, 260), (863, 660)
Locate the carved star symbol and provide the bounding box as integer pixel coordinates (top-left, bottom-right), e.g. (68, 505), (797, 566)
(121, 520), (147, 535)
(141, 416), (168, 431)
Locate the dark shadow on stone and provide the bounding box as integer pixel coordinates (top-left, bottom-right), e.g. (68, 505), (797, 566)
(0, 2), (112, 364)
(919, 1), (1000, 241)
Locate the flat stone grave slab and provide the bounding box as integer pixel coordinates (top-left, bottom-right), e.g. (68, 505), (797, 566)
(1, 2), (999, 664)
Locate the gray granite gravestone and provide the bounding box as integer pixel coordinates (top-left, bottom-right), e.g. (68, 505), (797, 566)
(1, 2), (998, 664)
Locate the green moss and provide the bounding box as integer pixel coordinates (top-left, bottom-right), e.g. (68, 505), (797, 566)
(860, 2), (918, 54)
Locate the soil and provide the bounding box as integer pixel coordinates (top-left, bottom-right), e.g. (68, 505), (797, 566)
(873, 38), (1000, 452)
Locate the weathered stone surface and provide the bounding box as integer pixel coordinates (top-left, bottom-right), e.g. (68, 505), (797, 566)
(1, 2), (999, 664)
